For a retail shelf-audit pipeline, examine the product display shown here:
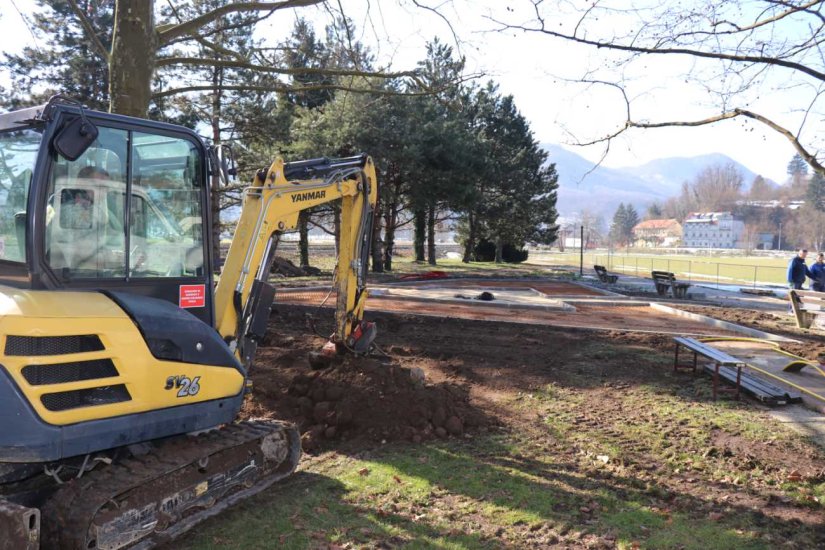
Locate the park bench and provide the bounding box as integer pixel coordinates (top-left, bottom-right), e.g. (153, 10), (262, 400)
(673, 337), (746, 400)
(651, 270), (692, 299)
(593, 264), (618, 284)
(789, 289), (825, 329)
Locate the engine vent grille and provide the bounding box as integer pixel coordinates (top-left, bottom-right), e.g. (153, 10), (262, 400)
(5, 335), (104, 357)
(21, 359), (118, 386)
(41, 385), (131, 412)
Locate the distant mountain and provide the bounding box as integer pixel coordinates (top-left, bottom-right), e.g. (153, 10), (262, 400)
(542, 144), (772, 217)
(618, 154), (763, 195)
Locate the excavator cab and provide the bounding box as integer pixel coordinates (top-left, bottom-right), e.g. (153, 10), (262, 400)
(0, 99), (378, 549)
(0, 99), (216, 325)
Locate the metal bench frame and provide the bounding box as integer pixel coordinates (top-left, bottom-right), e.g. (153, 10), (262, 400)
(652, 270), (691, 299)
(673, 337), (746, 400)
(789, 289), (825, 329)
(594, 265), (618, 284)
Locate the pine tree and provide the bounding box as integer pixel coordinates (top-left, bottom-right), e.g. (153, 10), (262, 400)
(458, 82), (558, 263)
(806, 172), (825, 211)
(646, 202), (663, 219)
(610, 203), (628, 246)
(788, 153), (809, 178)
(0, 0), (113, 110)
(624, 204), (640, 236)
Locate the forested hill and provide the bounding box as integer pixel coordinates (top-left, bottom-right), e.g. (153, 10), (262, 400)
(544, 144), (769, 216)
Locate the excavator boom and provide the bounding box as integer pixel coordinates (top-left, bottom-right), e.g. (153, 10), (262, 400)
(214, 154), (378, 366)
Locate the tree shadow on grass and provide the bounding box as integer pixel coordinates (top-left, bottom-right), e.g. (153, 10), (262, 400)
(377, 436), (824, 549)
(163, 471), (498, 550)
(166, 434), (824, 550)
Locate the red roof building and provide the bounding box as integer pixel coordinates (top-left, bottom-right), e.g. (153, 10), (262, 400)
(632, 219), (682, 248)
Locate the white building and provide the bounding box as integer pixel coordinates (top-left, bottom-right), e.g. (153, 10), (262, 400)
(682, 212), (744, 249)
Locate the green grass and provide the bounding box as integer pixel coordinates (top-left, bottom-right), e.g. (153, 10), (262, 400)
(172, 433), (779, 550)
(264, 253), (553, 286)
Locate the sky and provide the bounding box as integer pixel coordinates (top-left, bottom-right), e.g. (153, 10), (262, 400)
(0, 0), (814, 184)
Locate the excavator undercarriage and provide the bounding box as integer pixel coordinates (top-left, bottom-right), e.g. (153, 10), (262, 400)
(1, 421), (300, 550)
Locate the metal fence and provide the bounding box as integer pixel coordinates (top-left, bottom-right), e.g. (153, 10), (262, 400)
(532, 251), (787, 289)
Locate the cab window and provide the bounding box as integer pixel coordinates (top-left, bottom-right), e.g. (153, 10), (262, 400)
(0, 128), (41, 263)
(130, 132), (204, 278)
(46, 126), (127, 278)
(45, 127), (205, 279)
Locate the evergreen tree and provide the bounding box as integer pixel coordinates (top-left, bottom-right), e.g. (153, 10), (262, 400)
(409, 39), (471, 264)
(646, 202), (663, 219)
(624, 204), (640, 244)
(0, 0), (113, 110)
(806, 172), (825, 211)
(610, 203), (628, 246)
(459, 82), (558, 263)
(787, 153), (809, 178)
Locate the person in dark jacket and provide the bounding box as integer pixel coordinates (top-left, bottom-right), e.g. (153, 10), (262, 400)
(787, 249), (813, 290)
(810, 253), (825, 292)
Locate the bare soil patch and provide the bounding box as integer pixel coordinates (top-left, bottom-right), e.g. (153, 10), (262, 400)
(277, 289), (741, 336)
(168, 298), (825, 549)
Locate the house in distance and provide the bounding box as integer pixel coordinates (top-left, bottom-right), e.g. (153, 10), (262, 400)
(632, 219), (682, 248)
(682, 212), (744, 249)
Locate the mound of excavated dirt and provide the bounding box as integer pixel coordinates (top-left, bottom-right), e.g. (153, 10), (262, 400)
(240, 334), (490, 452)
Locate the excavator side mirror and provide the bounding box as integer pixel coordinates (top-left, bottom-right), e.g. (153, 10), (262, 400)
(53, 116), (99, 161)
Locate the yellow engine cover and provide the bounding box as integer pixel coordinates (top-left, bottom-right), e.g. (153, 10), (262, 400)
(0, 286), (244, 426)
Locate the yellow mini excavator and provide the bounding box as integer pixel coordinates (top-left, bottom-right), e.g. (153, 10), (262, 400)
(0, 97), (378, 549)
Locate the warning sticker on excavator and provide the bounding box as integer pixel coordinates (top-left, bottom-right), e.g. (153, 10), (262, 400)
(179, 284), (206, 308)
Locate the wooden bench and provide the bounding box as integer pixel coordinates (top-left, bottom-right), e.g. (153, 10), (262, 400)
(652, 270), (692, 299)
(789, 290), (825, 329)
(673, 337), (746, 400)
(594, 265), (618, 284)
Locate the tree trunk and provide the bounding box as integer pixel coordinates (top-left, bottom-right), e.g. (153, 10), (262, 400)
(382, 177), (401, 271)
(210, 64), (223, 273)
(109, 0), (157, 116)
(494, 236), (503, 263)
(383, 205), (397, 271)
(427, 204), (437, 265)
(298, 210), (310, 268)
(462, 212), (475, 263)
(413, 208), (426, 262)
(371, 200), (384, 273)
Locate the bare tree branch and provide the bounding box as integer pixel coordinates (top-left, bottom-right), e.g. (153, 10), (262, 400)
(586, 108), (824, 175)
(708, 0), (822, 35)
(411, 0), (462, 55)
(156, 56), (422, 81)
(493, 17), (825, 83)
(66, 0), (109, 61)
(158, 0), (324, 44)
(151, 81), (473, 100)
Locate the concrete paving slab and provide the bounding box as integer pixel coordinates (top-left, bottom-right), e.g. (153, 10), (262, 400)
(769, 405), (825, 447)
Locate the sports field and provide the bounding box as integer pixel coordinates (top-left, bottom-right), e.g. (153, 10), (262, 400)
(529, 250), (790, 287)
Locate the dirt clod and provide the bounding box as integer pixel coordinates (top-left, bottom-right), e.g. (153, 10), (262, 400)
(445, 416), (463, 436)
(307, 351), (332, 370)
(313, 401), (332, 424)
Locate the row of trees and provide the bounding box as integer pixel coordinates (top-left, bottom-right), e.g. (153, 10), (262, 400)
(1, 1), (559, 268)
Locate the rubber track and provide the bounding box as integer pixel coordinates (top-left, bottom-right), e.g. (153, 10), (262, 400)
(41, 420), (297, 550)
